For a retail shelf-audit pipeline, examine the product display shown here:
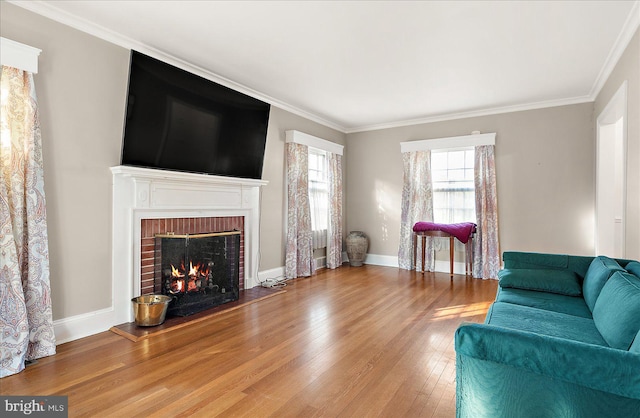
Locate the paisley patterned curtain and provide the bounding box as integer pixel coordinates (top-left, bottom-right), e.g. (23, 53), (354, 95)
(285, 142), (313, 279)
(473, 145), (501, 279)
(398, 150), (434, 271)
(0, 66), (56, 377)
(326, 152), (343, 269)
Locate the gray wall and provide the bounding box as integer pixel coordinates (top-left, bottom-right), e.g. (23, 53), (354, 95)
(2, 1), (637, 328)
(1, 3), (129, 319)
(0, 3), (344, 320)
(594, 29), (639, 260)
(346, 103), (596, 259)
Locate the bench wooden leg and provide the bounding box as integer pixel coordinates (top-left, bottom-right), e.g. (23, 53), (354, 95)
(412, 233), (417, 271)
(465, 237), (473, 276)
(449, 236), (454, 278)
(421, 235), (426, 274)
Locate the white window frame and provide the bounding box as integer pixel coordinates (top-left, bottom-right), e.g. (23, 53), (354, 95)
(400, 132), (495, 153)
(286, 130), (344, 156)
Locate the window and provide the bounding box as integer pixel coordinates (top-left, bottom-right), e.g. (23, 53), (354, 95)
(308, 148), (328, 249)
(431, 148), (476, 224)
(399, 133), (497, 276)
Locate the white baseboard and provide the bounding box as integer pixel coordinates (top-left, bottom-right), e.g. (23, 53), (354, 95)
(433, 259), (470, 275)
(52, 258), (470, 345)
(360, 253), (469, 275)
(53, 265), (284, 345)
(53, 307), (118, 345)
(255, 266), (285, 286)
(362, 253), (399, 267)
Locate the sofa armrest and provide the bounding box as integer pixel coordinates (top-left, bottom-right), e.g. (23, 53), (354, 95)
(455, 323), (640, 400)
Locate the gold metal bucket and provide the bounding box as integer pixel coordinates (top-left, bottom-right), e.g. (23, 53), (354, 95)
(131, 295), (172, 326)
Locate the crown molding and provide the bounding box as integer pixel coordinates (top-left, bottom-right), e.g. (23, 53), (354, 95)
(347, 0), (639, 133)
(8, 0), (639, 135)
(7, 0), (347, 133)
(589, 0), (640, 100)
(345, 95), (594, 134)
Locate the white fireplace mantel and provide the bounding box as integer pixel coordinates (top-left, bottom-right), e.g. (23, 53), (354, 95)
(111, 165), (267, 324)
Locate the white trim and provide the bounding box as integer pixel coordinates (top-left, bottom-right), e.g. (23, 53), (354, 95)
(7, 1), (640, 134)
(110, 165), (268, 188)
(5, 1), (347, 133)
(257, 266), (285, 283)
(111, 165), (267, 324)
(53, 307), (116, 345)
(285, 130), (344, 155)
(0, 37), (41, 73)
(595, 81), (628, 257)
(590, 1), (640, 100)
(358, 253), (469, 275)
(362, 253), (399, 268)
(346, 96), (593, 134)
(400, 132), (496, 153)
(433, 260), (470, 276)
(52, 256), (474, 343)
(52, 264), (285, 344)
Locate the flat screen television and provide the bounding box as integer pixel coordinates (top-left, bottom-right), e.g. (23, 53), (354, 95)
(121, 51), (270, 179)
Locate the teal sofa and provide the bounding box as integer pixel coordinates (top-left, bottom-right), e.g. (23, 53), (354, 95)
(455, 252), (640, 418)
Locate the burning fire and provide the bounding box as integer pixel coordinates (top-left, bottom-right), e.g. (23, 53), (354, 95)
(171, 264), (183, 277)
(169, 261), (210, 293)
(188, 262), (200, 277)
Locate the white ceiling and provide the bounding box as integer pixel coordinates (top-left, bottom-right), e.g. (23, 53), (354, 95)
(12, 1), (640, 133)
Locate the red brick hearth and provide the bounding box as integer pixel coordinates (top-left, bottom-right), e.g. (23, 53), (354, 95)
(140, 217), (244, 294)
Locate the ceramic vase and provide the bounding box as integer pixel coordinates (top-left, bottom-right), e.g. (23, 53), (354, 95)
(346, 231), (368, 267)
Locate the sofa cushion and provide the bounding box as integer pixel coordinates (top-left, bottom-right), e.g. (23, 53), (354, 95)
(498, 268), (582, 296)
(625, 261), (640, 278)
(496, 287), (592, 318)
(582, 256), (624, 312)
(592, 272), (640, 350)
(485, 302), (607, 346)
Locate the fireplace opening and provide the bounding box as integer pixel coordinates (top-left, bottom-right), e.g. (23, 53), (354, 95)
(154, 231), (240, 317)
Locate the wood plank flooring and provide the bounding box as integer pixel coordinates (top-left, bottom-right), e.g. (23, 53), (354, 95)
(1, 265), (498, 417)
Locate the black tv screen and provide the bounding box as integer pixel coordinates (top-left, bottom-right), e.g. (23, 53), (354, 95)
(121, 51), (270, 179)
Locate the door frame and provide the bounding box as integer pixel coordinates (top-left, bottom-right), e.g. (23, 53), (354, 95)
(595, 81), (627, 257)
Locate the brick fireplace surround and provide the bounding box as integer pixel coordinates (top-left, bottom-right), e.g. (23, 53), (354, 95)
(111, 166), (267, 325)
(140, 216), (245, 294)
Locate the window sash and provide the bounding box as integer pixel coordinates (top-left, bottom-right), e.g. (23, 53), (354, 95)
(309, 148), (329, 248)
(431, 148), (476, 225)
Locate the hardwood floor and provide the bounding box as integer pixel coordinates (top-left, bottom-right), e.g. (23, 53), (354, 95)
(1, 265), (497, 417)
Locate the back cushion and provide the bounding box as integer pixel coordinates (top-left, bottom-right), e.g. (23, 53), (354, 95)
(625, 261), (640, 278)
(593, 272), (640, 350)
(498, 268), (582, 296)
(582, 256), (624, 312)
